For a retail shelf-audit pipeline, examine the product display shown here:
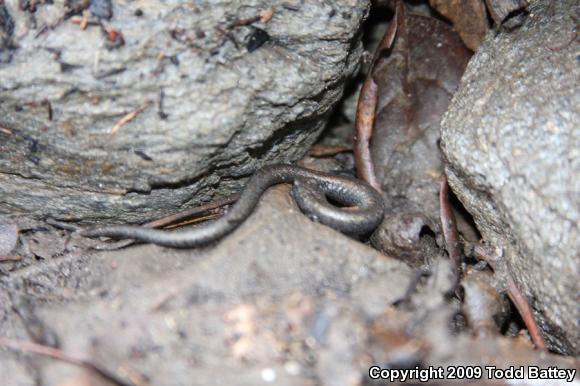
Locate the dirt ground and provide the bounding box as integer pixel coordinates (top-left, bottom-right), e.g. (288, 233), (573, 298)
(1, 184), (578, 385)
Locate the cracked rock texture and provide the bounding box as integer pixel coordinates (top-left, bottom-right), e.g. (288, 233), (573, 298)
(441, 0), (579, 354)
(0, 0), (369, 223)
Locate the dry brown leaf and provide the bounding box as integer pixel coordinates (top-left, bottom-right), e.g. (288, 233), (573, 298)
(370, 4), (471, 218)
(429, 0), (489, 50)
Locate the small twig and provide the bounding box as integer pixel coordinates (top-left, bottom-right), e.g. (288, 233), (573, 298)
(104, 194), (239, 248)
(0, 337), (137, 386)
(354, 1), (401, 192)
(230, 8), (274, 27)
(308, 144), (352, 158)
(34, 23), (49, 38)
(0, 125), (13, 135)
(34, 16), (65, 39)
(505, 277), (547, 350)
(472, 244), (547, 350)
(164, 212), (222, 229)
(45, 218), (82, 232)
(0, 255), (21, 262)
(157, 90), (168, 119)
(259, 8), (274, 23)
(216, 27), (239, 50)
(94, 67), (127, 80)
(439, 175), (462, 277)
(110, 101), (151, 134)
(80, 10), (89, 30)
(39, 99), (53, 121)
(394, 267), (431, 306)
(46, 194), (240, 250)
(230, 14), (261, 27)
(142, 193), (240, 229)
(70, 11), (99, 29)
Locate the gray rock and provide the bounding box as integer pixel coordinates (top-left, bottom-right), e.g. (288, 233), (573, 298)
(0, 0), (369, 223)
(441, 0), (579, 354)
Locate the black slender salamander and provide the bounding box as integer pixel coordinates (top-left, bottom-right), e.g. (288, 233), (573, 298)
(82, 164), (385, 248)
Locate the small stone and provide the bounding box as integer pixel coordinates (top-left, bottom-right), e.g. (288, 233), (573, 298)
(261, 368), (276, 383)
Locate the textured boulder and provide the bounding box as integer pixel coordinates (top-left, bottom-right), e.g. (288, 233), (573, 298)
(441, 0), (579, 354)
(0, 0), (369, 223)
